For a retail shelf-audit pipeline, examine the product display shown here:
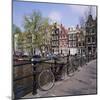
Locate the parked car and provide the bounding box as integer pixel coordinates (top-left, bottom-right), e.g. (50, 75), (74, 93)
(46, 53), (60, 61)
(57, 53), (64, 58)
(31, 55), (41, 64)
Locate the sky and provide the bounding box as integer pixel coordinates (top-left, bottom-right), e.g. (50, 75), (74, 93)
(13, 1), (97, 31)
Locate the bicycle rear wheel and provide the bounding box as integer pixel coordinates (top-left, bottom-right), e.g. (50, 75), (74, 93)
(38, 70), (55, 91)
(67, 60), (76, 77)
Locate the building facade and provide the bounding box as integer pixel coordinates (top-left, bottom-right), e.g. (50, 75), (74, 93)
(85, 15), (97, 60)
(76, 26), (86, 56)
(68, 27), (78, 55)
(51, 23), (59, 54)
(59, 24), (68, 56)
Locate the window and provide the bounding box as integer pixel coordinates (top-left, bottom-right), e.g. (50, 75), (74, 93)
(62, 41), (64, 45)
(92, 28), (95, 33)
(54, 30), (56, 33)
(56, 29), (59, 34)
(83, 42), (85, 46)
(52, 42), (54, 46)
(69, 41), (73, 47)
(52, 31), (54, 34)
(63, 34), (65, 38)
(86, 27), (89, 33)
(90, 29), (93, 33)
(73, 42), (76, 47)
(88, 47), (91, 52)
(92, 37), (95, 42)
(57, 30), (59, 34)
(56, 36), (58, 40)
(61, 35), (62, 38)
(88, 37), (91, 43)
(79, 43), (81, 46)
(52, 49), (54, 53)
(68, 42), (71, 47)
(93, 47), (96, 52)
(69, 34), (73, 40)
(73, 34), (76, 40)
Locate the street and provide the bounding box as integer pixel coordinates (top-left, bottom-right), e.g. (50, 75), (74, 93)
(23, 59), (97, 98)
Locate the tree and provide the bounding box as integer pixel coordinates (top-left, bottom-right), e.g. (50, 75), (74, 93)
(13, 24), (21, 34)
(79, 6), (97, 58)
(79, 6), (96, 28)
(23, 10), (52, 56)
(12, 24), (22, 54)
(79, 16), (85, 28)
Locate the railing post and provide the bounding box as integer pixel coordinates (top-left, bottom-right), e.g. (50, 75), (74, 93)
(32, 61), (37, 95)
(67, 55), (69, 75)
(54, 58), (58, 81)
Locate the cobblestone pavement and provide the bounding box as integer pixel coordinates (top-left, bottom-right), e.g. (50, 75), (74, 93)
(23, 59), (97, 98)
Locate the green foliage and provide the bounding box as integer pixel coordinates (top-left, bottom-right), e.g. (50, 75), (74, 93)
(13, 24), (23, 52)
(13, 24), (21, 34)
(13, 10), (53, 55)
(23, 10), (52, 55)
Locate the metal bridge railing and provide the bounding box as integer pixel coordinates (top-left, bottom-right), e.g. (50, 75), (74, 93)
(13, 55), (89, 99)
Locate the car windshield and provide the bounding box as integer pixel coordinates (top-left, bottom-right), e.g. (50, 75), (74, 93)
(32, 55), (41, 58)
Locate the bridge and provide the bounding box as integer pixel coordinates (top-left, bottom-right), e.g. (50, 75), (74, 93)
(13, 55), (97, 99)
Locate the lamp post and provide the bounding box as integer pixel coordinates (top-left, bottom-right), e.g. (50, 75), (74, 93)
(31, 31), (37, 95)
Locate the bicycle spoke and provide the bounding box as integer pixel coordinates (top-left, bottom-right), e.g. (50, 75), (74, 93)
(38, 70), (55, 91)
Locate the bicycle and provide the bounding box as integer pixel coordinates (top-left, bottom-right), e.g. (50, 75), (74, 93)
(37, 68), (55, 91)
(36, 57), (66, 90)
(32, 55), (81, 91)
(31, 56), (55, 91)
(79, 55), (87, 67)
(66, 55), (80, 77)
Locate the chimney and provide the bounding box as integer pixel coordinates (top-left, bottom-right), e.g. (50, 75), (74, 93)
(76, 24), (79, 29)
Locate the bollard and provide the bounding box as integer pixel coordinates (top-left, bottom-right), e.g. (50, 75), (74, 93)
(80, 56), (82, 67)
(31, 59), (37, 95)
(67, 55), (69, 75)
(54, 58), (58, 81)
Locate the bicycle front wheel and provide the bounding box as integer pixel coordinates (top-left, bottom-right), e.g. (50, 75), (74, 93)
(38, 70), (55, 91)
(67, 60), (76, 77)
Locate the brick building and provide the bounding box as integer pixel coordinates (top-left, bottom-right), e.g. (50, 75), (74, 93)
(76, 25), (86, 55)
(85, 15), (97, 60)
(59, 24), (68, 56)
(67, 27), (78, 55)
(51, 23), (59, 54)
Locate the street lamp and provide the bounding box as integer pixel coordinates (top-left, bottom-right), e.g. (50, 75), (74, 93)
(30, 30), (38, 95)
